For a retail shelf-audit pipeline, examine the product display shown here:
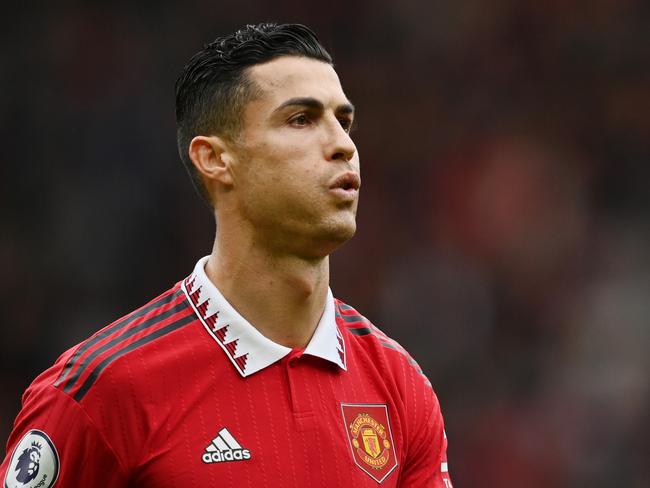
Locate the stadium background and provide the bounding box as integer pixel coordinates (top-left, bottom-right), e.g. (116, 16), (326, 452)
(1, 1), (648, 486)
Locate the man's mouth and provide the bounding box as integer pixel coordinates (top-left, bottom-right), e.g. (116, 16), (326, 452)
(329, 172), (361, 191)
(328, 172), (360, 203)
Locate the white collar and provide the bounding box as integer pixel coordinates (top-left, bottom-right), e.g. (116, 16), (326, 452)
(182, 256), (346, 377)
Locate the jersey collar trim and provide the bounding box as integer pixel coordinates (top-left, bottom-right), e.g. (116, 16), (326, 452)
(182, 256), (346, 377)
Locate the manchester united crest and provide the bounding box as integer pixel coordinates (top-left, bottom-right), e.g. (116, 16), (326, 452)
(341, 403), (398, 483)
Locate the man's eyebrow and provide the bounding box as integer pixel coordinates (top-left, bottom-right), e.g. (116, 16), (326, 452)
(274, 97), (355, 115)
(336, 102), (355, 115)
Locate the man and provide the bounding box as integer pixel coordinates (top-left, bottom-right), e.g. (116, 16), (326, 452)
(2, 23), (452, 487)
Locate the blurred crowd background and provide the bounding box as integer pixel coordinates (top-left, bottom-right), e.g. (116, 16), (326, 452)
(2, 1), (648, 486)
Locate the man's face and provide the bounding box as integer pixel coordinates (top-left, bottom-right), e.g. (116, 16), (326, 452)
(230, 56), (360, 259)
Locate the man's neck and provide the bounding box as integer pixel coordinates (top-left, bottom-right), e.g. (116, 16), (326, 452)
(204, 237), (330, 349)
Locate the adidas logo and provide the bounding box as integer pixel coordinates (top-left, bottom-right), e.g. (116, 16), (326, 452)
(202, 428), (251, 464)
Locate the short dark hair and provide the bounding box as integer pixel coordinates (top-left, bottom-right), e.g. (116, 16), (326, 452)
(175, 23), (333, 205)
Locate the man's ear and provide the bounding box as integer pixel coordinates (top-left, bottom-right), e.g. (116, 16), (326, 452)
(188, 135), (235, 188)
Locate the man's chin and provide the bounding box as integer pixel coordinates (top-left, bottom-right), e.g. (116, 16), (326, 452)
(317, 219), (357, 254)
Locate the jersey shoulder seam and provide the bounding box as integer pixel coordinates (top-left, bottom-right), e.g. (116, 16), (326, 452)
(47, 384), (130, 476)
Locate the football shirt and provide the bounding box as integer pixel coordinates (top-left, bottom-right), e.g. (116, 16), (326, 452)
(2, 257), (452, 487)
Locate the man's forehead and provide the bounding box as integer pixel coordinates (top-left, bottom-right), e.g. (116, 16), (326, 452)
(248, 56), (349, 107)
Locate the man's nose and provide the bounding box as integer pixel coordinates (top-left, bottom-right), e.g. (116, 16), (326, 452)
(325, 118), (356, 162)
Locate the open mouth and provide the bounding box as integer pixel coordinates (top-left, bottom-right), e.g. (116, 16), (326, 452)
(330, 172), (361, 192)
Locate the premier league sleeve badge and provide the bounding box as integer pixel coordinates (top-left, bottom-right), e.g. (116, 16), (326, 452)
(4, 430), (60, 488)
(340, 403), (398, 483)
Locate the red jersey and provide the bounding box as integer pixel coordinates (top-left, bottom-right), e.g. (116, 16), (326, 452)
(2, 257), (452, 487)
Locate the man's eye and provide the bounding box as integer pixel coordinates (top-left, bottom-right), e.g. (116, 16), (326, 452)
(339, 118), (354, 133)
(290, 114), (310, 126)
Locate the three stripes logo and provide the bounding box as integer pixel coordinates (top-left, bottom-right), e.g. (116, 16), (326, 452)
(202, 428), (251, 464)
(53, 288), (194, 401)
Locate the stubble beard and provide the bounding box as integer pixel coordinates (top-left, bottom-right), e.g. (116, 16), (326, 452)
(250, 206), (358, 260)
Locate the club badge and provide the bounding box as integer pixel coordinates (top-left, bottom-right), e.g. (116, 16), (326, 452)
(341, 403), (398, 483)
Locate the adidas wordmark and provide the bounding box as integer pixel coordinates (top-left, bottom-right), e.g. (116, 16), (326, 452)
(202, 428), (251, 464)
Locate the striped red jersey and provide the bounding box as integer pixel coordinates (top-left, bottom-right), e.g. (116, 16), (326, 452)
(2, 257), (452, 487)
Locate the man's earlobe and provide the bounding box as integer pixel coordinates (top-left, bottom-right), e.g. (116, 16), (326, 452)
(188, 135), (234, 186)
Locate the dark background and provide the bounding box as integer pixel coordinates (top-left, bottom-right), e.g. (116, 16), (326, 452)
(2, 1), (649, 486)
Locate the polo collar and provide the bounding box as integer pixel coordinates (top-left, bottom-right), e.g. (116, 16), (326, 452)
(182, 256), (346, 377)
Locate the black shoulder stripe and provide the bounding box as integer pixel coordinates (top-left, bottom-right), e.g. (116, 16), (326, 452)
(62, 299), (189, 394)
(380, 340), (422, 371)
(378, 339), (398, 350)
(347, 327), (372, 336)
(379, 339), (430, 384)
(73, 313), (196, 402)
(337, 302), (432, 386)
(55, 289), (182, 389)
(338, 313), (367, 324)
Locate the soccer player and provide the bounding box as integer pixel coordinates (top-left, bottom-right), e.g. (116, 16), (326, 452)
(2, 23), (452, 487)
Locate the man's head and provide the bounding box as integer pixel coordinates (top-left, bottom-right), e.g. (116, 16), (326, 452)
(176, 23), (359, 259)
(175, 23), (333, 204)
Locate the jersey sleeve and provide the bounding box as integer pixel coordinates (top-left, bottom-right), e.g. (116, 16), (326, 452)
(399, 385), (453, 487)
(1, 381), (128, 488)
